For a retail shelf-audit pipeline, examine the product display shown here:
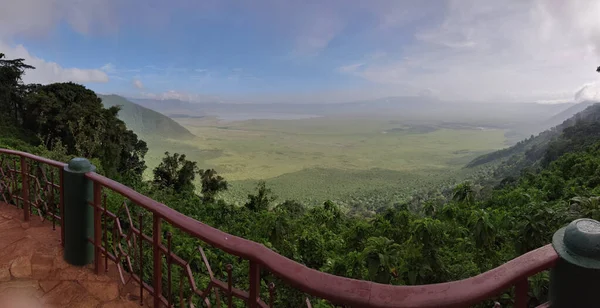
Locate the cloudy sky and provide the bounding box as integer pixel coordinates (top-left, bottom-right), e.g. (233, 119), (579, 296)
(1, 0), (600, 103)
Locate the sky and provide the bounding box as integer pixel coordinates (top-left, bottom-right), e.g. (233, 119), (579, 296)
(1, 0), (600, 104)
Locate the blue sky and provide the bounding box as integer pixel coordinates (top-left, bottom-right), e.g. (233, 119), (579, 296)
(1, 0), (600, 103)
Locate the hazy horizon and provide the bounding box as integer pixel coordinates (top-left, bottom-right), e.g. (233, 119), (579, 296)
(121, 93), (581, 106)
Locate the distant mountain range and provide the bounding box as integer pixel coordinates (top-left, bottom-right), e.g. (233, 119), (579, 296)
(130, 96), (572, 121)
(130, 98), (206, 117)
(99, 95), (194, 139)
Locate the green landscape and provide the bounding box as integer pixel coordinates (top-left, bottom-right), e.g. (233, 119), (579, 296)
(104, 95), (574, 211)
(4, 53), (600, 307)
(149, 114), (507, 207)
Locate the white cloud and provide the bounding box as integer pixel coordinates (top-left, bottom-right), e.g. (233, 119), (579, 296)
(3, 0), (599, 103)
(338, 63), (364, 74)
(536, 98), (573, 105)
(139, 90), (221, 103)
(575, 81), (600, 102)
(1, 42), (109, 84)
(133, 79), (144, 89)
(0, 0), (118, 39)
(101, 63), (116, 73)
(292, 16), (344, 56)
(339, 0), (600, 103)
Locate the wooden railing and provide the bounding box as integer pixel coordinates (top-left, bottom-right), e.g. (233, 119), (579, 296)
(0, 148), (559, 307)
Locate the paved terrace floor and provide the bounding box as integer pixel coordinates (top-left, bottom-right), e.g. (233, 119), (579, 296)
(0, 202), (147, 308)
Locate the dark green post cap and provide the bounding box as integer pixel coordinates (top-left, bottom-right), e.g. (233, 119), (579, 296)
(65, 158), (95, 173)
(552, 218), (600, 269)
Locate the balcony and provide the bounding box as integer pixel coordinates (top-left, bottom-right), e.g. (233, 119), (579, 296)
(0, 149), (570, 307)
(0, 202), (145, 307)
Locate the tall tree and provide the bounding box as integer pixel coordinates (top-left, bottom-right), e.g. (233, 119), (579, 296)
(19, 82), (147, 183)
(245, 181), (276, 212)
(452, 182), (475, 205)
(0, 53), (34, 123)
(153, 152), (198, 193)
(198, 168), (228, 202)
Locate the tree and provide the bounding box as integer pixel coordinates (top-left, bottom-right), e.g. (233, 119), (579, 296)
(468, 209), (496, 248)
(0, 53), (35, 123)
(571, 196), (600, 220)
(361, 237), (401, 284)
(198, 169), (228, 202)
(274, 200), (306, 217)
(19, 82), (147, 184)
(245, 181), (276, 212)
(452, 182), (475, 205)
(117, 129), (148, 187)
(153, 152), (198, 193)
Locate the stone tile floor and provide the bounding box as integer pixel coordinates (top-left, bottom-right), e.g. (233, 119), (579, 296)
(0, 201), (145, 308)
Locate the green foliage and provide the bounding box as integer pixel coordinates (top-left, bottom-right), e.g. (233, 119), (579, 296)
(199, 168), (228, 202)
(452, 182), (475, 205)
(153, 152), (198, 193)
(0, 53), (35, 124)
(245, 181), (276, 212)
(0, 54), (147, 186)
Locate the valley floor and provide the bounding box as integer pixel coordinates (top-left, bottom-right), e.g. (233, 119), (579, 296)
(141, 115), (508, 208)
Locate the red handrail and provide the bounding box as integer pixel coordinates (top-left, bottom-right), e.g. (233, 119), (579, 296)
(87, 162), (560, 307)
(0, 149), (560, 307)
(0, 148), (66, 168)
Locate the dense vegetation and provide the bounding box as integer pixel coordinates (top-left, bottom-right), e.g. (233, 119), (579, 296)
(2, 53), (600, 307)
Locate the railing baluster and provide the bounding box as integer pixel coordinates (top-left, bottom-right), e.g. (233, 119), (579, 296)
(59, 168), (65, 247)
(20, 156), (29, 222)
(139, 212), (145, 306)
(167, 232), (173, 307)
(179, 273), (184, 308)
(268, 282), (275, 307)
(103, 193), (108, 273)
(226, 264), (233, 308)
(515, 278), (528, 308)
(50, 169), (55, 230)
(93, 181), (102, 275)
(12, 158), (16, 205)
(305, 298), (312, 308)
(249, 261), (261, 308)
(153, 214), (163, 308)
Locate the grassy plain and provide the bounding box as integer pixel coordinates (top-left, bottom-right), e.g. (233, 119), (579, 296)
(141, 115), (508, 207)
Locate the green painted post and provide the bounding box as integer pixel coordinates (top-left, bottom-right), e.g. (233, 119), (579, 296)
(550, 218), (600, 307)
(63, 158), (96, 266)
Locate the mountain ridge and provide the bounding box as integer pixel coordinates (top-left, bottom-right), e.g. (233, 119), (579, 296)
(466, 101), (600, 178)
(99, 94), (194, 140)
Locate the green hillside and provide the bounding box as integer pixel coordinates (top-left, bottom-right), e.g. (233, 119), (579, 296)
(544, 100), (598, 128)
(99, 94), (194, 139)
(467, 102), (600, 180)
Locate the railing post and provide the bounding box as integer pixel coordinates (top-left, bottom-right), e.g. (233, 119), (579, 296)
(549, 218), (600, 307)
(62, 158), (96, 266)
(153, 214), (163, 308)
(20, 156), (29, 222)
(249, 261), (261, 308)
